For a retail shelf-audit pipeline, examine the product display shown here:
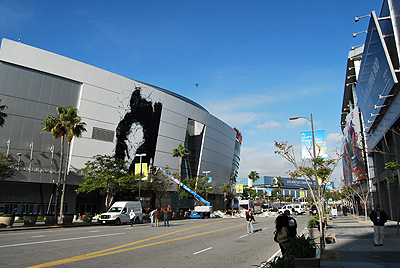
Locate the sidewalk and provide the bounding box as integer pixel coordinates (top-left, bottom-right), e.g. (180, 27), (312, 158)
(0, 219), (99, 232)
(321, 215), (400, 268)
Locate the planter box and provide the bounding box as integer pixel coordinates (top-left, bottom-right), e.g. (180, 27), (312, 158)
(0, 215), (15, 228)
(62, 214), (74, 224)
(308, 228), (320, 240)
(44, 215), (56, 225)
(23, 215), (38, 226)
(294, 248), (320, 268)
(82, 215), (92, 223)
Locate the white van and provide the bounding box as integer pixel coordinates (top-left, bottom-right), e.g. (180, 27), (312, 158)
(278, 204), (305, 215)
(99, 201), (142, 225)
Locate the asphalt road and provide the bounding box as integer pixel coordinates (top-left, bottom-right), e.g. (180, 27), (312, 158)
(0, 215), (308, 268)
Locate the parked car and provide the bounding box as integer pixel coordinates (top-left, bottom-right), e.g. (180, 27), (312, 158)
(278, 204), (305, 215)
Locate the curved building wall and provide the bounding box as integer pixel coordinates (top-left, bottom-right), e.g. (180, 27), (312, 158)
(0, 38), (239, 190)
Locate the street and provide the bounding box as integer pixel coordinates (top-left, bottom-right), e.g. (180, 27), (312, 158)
(0, 215), (308, 268)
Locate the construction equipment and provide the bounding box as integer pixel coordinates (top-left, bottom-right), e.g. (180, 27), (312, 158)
(157, 167), (212, 218)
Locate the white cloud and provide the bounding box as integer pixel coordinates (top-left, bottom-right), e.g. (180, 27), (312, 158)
(257, 120), (281, 129)
(327, 133), (342, 143)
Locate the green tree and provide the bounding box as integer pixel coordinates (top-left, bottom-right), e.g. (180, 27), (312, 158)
(242, 186), (258, 200)
(273, 176), (285, 204)
(59, 107), (86, 218)
(274, 140), (339, 251)
(142, 166), (174, 209)
(180, 176), (215, 205)
(384, 161), (400, 234)
(77, 155), (137, 210)
(248, 170), (260, 185)
(219, 183), (231, 212)
(0, 98), (8, 127)
(0, 152), (18, 181)
(172, 144), (189, 211)
(41, 106), (69, 220)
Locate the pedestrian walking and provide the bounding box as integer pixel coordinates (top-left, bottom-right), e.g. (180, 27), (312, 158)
(332, 206), (338, 218)
(154, 208), (159, 227)
(370, 204), (389, 246)
(246, 209), (255, 233)
(149, 209), (155, 227)
(274, 213), (289, 255)
(129, 209), (136, 227)
(163, 206), (170, 227)
(284, 210), (297, 238)
(291, 207), (296, 218)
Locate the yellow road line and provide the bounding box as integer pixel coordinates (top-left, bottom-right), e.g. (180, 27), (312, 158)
(27, 219), (244, 268)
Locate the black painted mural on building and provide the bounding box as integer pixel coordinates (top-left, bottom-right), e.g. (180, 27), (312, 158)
(115, 89), (162, 171)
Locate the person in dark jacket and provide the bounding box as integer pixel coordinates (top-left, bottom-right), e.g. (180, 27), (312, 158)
(284, 210), (297, 238)
(370, 204), (389, 246)
(246, 209), (255, 233)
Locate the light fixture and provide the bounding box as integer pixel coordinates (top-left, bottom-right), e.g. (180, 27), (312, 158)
(351, 44), (363, 50)
(355, 14), (370, 22)
(289, 114), (319, 195)
(347, 75), (356, 79)
(367, 120), (374, 124)
(353, 30), (368, 38)
(350, 55), (363, 61)
(379, 94), (395, 99)
(374, 104), (386, 109)
(6, 139), (10, 156)
(135, 153), (147, 201)
(378, 16), (391, 21)
(346, 82), (357, 86)
(370, 113), (379, 117)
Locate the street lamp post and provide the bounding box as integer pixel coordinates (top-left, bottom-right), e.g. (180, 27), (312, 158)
(289, 114), (318, 195)
(203, 170), (211, 177)
(136, 153), (146, 201)
(203, 171), (211, 200)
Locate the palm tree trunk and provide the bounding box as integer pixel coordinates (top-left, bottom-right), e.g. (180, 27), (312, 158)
(54, 135), (64, 224)
(178, 157), (182, 213)
(60, 140), (71, 219)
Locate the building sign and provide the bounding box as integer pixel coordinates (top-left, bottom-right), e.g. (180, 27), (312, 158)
(354, 11), (397, 131)
(265, 188), (272, 196)
(135, 163), (148, 179)
(342, 107), (366, 183)
(301, 130), (328, 159)
(235, 184), (243, 193)
(233, 127), (242, 144)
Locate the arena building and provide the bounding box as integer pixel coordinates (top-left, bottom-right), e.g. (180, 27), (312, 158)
(0, 38), (241, 215)
(341, 0), (400, 220)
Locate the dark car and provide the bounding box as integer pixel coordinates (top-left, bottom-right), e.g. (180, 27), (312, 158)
(310, 205), (318, 216)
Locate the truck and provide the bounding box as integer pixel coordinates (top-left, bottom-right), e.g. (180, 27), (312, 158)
(239, 199), (262, 214)
(157, 167), (212, 218)
(278, 203), (305, 215)
(99, 201), (143, 225)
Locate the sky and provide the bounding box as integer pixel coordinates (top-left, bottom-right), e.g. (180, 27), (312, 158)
(0, 1), (384, 189)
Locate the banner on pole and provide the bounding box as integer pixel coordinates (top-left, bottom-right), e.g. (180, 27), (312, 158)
(301, 130), (328, 159)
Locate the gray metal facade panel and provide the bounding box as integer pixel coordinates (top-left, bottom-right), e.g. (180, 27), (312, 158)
(0, 39), (239, 187)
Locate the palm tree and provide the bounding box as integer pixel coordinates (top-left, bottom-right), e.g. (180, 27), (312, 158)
(172, 144), (189, 212)
(41, 107), (69, 223)
(0, 99), (8, 127)
(274, 176), (285, 205)
(248, 170), (260, 186)
(59, 107), (86, 218)
(219, 183), (231, 212)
